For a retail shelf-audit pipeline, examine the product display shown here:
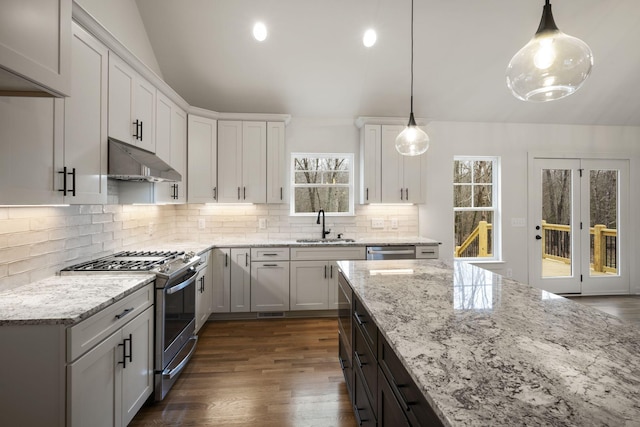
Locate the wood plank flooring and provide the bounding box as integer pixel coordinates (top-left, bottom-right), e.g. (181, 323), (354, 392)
(130, 318), (356, 427)
(567, 295), (640, 326)
(131, 297), (640, 426)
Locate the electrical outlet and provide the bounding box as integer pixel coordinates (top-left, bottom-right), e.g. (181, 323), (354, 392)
(390, 218), (398, 229)
(371, 218), (384, 229)
(258, 218), (267, 229)
(506, 268), (513, 278)
(198, 218), (205, 229)
(148, 222), (154, 235)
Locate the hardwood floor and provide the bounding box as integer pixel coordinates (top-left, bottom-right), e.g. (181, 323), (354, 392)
(130, 317), (356, 427)
(567, 295), (640, 326)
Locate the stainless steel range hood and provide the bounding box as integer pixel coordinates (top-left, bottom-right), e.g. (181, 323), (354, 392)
(108, 138), (181, 182)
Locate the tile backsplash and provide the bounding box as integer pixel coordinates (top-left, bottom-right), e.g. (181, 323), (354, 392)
(0, 203), (418, 291)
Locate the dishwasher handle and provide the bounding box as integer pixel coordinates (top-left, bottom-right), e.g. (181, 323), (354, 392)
(367, 249), (415, 255)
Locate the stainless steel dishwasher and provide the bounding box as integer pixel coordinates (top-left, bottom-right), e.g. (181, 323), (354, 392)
(366, 246), (415, 260)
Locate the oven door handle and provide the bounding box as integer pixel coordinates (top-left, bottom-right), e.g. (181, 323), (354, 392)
(165, 269), (197, 295)
(163, 336), (198, 379)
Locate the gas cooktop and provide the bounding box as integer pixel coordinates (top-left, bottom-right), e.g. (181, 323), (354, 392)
(61, 250), (186, 272)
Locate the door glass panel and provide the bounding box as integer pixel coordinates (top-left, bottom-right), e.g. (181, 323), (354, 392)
(541, 169), (572, 278)
(589, 169), (618, 277)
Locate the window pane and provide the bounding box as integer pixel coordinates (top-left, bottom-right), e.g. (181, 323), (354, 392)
(294, 187), (350, 214)
(454, 184), (471, 207)
(454, 160), (472, 183)
(590, 169), (618, 276)
(324, 171), (350, 184)
(454, 211), (494, 258)
(294, 157), (321, 171)
(473, 185), (492, 207)
(294, 171), (321, 184)
(473, 161), (493, 183)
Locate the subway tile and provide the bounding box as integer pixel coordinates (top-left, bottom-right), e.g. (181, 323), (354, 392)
(0, 219), (29, 234)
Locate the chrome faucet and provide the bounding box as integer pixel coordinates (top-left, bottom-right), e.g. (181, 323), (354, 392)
(316, 209), (331, 239)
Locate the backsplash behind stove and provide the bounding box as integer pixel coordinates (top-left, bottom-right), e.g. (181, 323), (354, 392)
(0, 203), (418, 291)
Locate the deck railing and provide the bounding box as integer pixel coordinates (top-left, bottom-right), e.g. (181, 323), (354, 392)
(455, 220), (617, 272)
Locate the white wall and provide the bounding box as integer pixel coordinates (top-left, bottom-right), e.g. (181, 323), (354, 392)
(419, 121), (640, 293)
(75, 0), (163, 77)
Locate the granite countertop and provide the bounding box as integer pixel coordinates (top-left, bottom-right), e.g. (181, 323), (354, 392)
(338, 259), (640, 426)
(159, 236), (440, 252)
(0, 274), (155, 326)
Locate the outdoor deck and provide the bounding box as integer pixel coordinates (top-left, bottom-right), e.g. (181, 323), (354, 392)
(542, 258), (614, 277)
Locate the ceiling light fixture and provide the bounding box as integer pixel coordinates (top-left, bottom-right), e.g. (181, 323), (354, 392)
(506, 0), (593, 102)
(395, 0), (429, 156)
(363, 29), (377, 47)
(253, 22), (267, 41)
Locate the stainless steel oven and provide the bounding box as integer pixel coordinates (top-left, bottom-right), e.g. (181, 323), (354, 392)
(154, 265), (198, 400)
(61, 250), (201, 401)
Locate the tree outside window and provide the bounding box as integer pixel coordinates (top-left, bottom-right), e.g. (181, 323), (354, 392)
(291, 153), (354, 215)
(454, 157), (500, 259)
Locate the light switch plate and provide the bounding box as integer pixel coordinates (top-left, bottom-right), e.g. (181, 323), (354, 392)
(198, 218), (205, 229)
(258, 218), (267, 229)
(371, 218), (384, 229)
(390, 218), (398, 229)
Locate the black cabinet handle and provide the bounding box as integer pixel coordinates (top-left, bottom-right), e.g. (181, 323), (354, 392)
(263, 264), (278, 267)
(354, 312), (366, 326)
(386, 367), (414, 411)
(405, 188), (408, 200)
(58, 166), (67, 195)
(366, 188), (369, 200)
(133, 120), (141, 140)
(213, 186), (217, 200)
(324, 265), (327, 279)
(237, 187), (240, 200)
(338, 355), (345, 371)
(118, 334), (132, 368)
(400, 188), (404, 200)
(354, 351), (366, 368)
(280, 187), (283, 200)
(126, 333), (133, 363)
(115, 307), (134, 319)
(140, 121), (143, 140)
(354, 406), (365, 426)
(243, 186), (246, 200)
(245, 253), (248, 267)
(330, 264), (333, 279)
(225, 252), (228, 267)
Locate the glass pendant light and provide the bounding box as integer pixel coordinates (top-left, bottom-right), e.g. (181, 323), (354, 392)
(395, 0), (429, 156)
(506, 0), (593, 102)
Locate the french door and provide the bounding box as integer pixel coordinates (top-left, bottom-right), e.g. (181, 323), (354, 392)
(528, 156), (629, 295)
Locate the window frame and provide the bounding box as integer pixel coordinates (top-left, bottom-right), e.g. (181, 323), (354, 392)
(290, 152), (355, 217)
(453, 156), (501, 261)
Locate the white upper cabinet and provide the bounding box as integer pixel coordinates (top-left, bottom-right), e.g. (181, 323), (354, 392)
(360, 124), (382, 204)
(108, 53), (156, 152)
(0, 0), (71, 96)
(60, 22), (108, 204)
(380, 125), (425, 204)
(0, 22), (107, 205)
(217, 120), (267, 203)
(0, 97), (63, 204)
(187, 114), (218, 203)
(266, 121), (286, 204)
(155, 92), (187, 203)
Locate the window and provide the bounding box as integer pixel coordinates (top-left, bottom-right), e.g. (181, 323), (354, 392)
(291, 153), (354, 216)
(453, 157), (500, 259)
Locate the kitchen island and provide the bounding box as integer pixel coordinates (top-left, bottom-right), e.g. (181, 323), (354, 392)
(338, 259), (640, 426)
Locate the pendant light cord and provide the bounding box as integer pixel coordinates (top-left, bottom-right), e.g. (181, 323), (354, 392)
(410, 0), (414, 114)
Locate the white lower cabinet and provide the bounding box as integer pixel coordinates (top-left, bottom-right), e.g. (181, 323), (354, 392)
(195, 250), (212, 332)
(230, 248), (252, 312)
(289, 247), (366, 311)
(68, 303), (153, 427)
(211, 248), (231, 312)
(251, 261), (290, 311)
(290, 261), (333, 310)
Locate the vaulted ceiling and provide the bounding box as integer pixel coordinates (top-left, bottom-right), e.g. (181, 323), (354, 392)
(135, 0), (640, 126)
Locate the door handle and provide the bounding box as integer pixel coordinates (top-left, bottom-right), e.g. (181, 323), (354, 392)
(535, 235), (542, 240)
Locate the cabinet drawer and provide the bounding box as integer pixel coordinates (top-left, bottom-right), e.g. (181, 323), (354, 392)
(378, 334), (443, 427)
(378, 367), (410, 427)
(354, 321), (377, 411)
(290, 246), (365, 261)
(67, 283), (154, 362)
(353, 295), (377, 353)
(415, 245), (439, 259)
(338, 331), (353, 400)
(251, 247), (289, 261)
(353, 364), (377, 427)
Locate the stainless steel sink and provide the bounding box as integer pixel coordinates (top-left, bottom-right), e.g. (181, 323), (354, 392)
(296, 238), (356, 243)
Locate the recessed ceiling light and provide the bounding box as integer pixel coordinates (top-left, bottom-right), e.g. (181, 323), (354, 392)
(253, 22), (267, 42)
(363, 29), (377, 47)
